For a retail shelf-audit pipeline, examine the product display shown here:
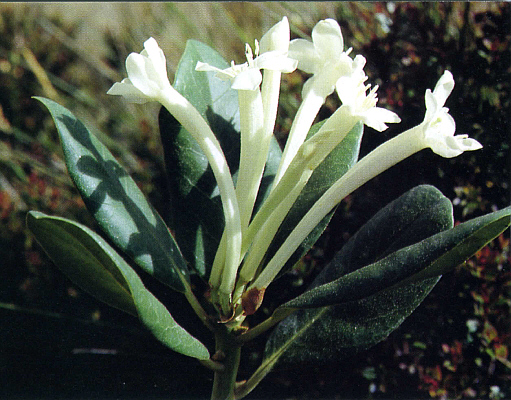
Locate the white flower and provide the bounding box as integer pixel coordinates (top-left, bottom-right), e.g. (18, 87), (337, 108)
(196, 19), (296, 313)
(421, 70), (482, 157)
(288, 18), (353, 98)
(107, 37), (171, 103)
(272, 19), (362, 186)
(109, 38), (243, 316)
(195, 41), (297, 91)
(336, 55), (401, 132)
(248, 70), (482, 296)
(259, 16), (291, 54)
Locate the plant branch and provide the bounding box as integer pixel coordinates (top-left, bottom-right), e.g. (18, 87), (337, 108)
(184, 284), (215, 332)
(236, 307), (295, 344)
(200, 358), (225, 372)
(211, 326), (242, 400)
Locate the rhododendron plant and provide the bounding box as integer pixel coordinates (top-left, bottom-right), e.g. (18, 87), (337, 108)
(27, 16), (509, 400)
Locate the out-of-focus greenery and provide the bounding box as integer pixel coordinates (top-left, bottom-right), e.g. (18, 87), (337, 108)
(0, 2), (508, 399)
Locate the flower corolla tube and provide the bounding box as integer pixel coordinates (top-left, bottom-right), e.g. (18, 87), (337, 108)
(108, 21), (482, 320)
(247, 70), (482, 307)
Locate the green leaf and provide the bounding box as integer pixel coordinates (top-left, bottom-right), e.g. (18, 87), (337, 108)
(263, 185), (451, 366)
(27, 210), (137, 316)
(311, 185), (455, 285)
(399, 205), (511, 285)
(285, 203), (511, 310)
(35, 97), (189, 292)
(265, 277), (440, 367)
(26, 211), (210, 360)
(159, 39), (282, 278)
(264, 188), (510, 367)
(283, 184), (454, 308)
(265, 121), (364, 277)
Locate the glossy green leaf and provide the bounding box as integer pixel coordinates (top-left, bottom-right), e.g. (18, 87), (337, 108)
(36, 97), (189, 292)
(159, 39), (282, 278)
(264, 121), (364, 277)
(264, 188), (510, 367)
(26, 211), (210, 360)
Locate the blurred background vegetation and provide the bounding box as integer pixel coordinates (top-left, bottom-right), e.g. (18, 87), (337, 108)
(0, 2), (509, 399)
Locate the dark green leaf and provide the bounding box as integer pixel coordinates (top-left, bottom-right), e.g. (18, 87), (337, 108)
(36, 97), (189, 292)
(399, 205), (511, 285)
(263, 185), (452, 366)
(159, 39), (282, 277)
(265, 276), (440, 366)
(284, 201), (510, 310)
(27, 211), (210, 360)
(283, 184), (454, 308)
(27, 210), (137, 316)
(311, 184), (455, 286)
(264, 188), (510, 367)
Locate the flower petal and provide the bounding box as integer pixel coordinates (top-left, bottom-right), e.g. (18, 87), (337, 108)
(335, 75), (359, 105)
(432, 70), (455, 107)
(363, 107), (401, 132)
(259, 16), (290, 53)
(288, 38), (317, 74)
(311, 19), (344, 62)
(231, 68), (262, 91)
(142, 37), (168, 87)
(352, 54), (367, 71)
(430, 135), (482, 158)
(255, 52), (297, 73)
(107, 79), (151, 104)
(125, 53), (159, 97)
(195, 61), (222, 73)
(424, 88), (439, 122)
(423, 111), (462, 157)
(195, 61), (236, 82)
(109, 37), (171, 103)
(454, 136), (483, 151)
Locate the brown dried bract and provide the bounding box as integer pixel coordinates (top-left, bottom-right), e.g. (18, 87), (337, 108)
(241, 287), (265, 316)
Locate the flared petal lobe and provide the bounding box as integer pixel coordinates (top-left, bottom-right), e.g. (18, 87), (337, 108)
(421, 71), (482, 157)
(106, 79), (151, 104)
(107, 37), (170, 103)
(196, 42), (297, 92)
(259, 16), (291, 53)
(311, 18), (344, 62)
(288, 39), (317, 74)
(364, 107), (402, 132)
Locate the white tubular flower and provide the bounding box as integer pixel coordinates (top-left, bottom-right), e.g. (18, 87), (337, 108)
(422, 70), (482, 157)
(335, 54), (401, 132)
(239, 55), (399, 294)
(108, 38), (242, 316)
(232, 17), (296, 231)
(248, 70), (482, 298)
(272, 19), (356, 187)
(195, 40), (297, 92)
(196, 23), (296, 314)
(259, 16), (293, 137)
(107, 37), (171, 103)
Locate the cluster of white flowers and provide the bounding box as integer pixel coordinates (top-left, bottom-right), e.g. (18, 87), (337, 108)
(107, 17), (482, 316)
